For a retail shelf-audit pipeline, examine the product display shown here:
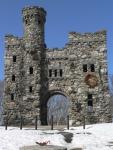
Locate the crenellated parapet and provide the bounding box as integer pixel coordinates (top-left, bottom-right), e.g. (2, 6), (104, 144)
(22, 6), (46, 26)
(68, 30), (106, 43)
(22, 6), (46, 17)
(5, 35), (23, 47)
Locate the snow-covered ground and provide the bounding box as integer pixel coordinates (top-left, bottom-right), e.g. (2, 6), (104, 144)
(0, 123), (113, 150)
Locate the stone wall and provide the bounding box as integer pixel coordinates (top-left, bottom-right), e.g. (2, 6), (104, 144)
(3, 6), (112, 125)
(46, 30), (111, 125)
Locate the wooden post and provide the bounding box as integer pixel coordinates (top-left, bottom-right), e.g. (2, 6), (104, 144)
(51, 115), (53, 130)
(67, 115), (69, 130)
(20, 116), (23, 130)
(5, 116), (8, 130)
(83, 115), (85, 129)
(35, 115), (38, 130)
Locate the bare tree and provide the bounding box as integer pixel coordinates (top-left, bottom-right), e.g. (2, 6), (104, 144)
(47, 95), (70, 125)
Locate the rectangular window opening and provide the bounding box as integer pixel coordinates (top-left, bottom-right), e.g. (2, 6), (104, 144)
(88, 100), (93, 107)
(54, 70), (57, 77)
(13, 56), (16, 62)
(88, 100), (93, 112)
(29, 86), (32, 93)
(91, 64), (95, 72)
(12, 75), (15, 81)
(83, 64), (87, 72)
(11, 93), (14, 101)
(87, 94), (93, 112)
(49, 69), (52, 77)
(88, 94), (92, 100)
(60, 69), (63, 77)
(29, 67), (33, 74)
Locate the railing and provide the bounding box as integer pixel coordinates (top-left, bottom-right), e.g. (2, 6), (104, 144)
(4, 115), (70, 130)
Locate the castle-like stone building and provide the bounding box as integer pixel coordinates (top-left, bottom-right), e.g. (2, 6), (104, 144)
(4, 6), (112, 125)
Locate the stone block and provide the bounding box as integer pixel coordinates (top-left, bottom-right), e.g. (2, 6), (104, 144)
(20, 145), (67, 150)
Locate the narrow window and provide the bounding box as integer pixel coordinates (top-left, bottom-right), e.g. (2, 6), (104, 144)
(13, 55), (16, 62)
(87, 94), (93, 112)
(54, 70), (57, 77)
(91, 64), (95, 72)
(29, 86), (32, 93)
(12, 75), (15, 81)
(49, 69), (52, 77)
(60, 69), (63, 77)
(88, 94), (92, 100)
(29, 67), (33, 74)
(88, 100), (93, 107)
(11, 93), (14, 101)
(83, 64), (87, 72)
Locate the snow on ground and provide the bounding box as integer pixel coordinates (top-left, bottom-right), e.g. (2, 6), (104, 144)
(68, 123), (113, 150)
(0, 123), (113, 150)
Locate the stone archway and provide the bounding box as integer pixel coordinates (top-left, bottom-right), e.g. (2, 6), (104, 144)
(40, 91), (70, 125)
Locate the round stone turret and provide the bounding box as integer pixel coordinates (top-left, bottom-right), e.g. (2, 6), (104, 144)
(22, 6), (46, 47)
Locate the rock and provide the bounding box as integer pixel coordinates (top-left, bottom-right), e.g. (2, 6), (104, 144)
(58, 132), (73, 143)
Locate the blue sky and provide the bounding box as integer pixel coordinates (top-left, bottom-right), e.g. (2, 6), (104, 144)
(0, 0), (113, 80)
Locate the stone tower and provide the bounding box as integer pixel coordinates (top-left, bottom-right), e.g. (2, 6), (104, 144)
(22, 7), (48, 124)
(3, 6), (112, 125)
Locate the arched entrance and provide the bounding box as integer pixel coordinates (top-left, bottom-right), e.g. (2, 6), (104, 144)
(47, 94), (70, 125)
(40, 91), (70, 125)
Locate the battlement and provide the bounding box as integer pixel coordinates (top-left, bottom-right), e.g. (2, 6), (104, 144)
(68, 30), (107, 43)
(22, 6), (46, 12)
(22, 6), (46, 17)
(5, 34), (22, 47)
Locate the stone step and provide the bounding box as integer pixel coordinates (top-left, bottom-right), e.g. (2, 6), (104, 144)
(20, 145), (67, 150)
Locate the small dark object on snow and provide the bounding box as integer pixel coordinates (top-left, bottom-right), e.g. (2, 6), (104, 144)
(36, 140), (50, 146)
